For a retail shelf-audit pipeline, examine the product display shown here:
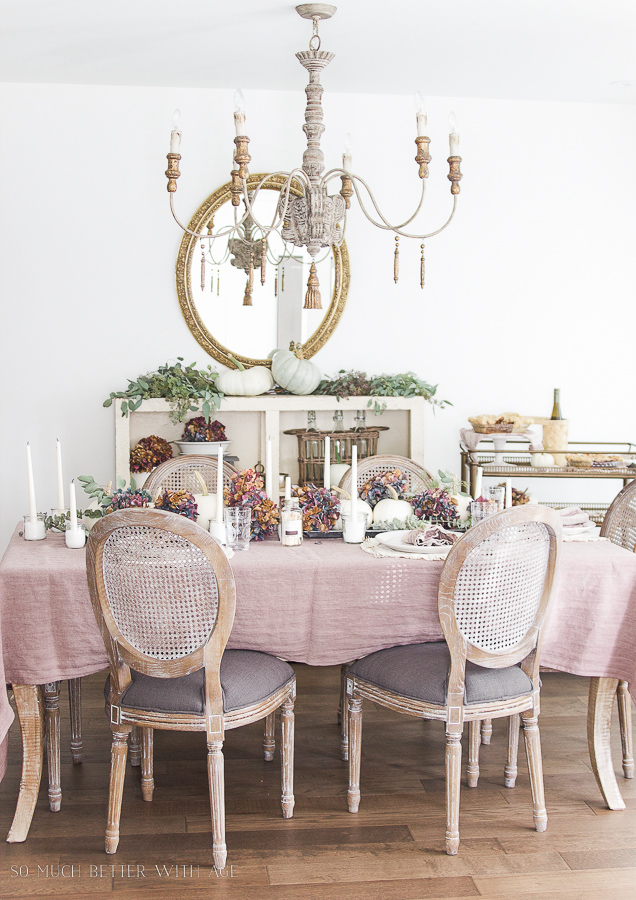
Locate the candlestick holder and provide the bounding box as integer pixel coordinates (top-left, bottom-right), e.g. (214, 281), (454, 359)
(65, 522), (86, 549)
(23, 513), (46, 541)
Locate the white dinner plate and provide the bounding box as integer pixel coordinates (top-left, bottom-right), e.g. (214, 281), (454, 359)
(376, 530), (452, 555)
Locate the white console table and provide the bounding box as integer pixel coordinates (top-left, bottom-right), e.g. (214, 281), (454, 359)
(115, 395), (427, 486)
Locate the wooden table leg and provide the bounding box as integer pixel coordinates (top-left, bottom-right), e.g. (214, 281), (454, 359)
(587, 676), (625, 810)
(7, 684), (45, 843)
(68, 678), (83, 764)
(43, 682), (62, 812)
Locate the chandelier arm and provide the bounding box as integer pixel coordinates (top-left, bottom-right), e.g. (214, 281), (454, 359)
(205, 243), (231, 266)
(349, 174), (458, 238)
(349, 173), (428, 231)
(240, 169), (310, 236)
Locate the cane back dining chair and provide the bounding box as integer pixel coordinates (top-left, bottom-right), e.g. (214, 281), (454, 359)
(143, 455), (238, 500)
(86, 509), (295, 866)
(345, 505), (561, 855)
(338, 454), (434, 497)
(600, 478), (636, 778)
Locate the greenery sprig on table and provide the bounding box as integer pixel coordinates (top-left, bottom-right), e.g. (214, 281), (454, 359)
(314, 370), (450, 413)
(103, 359), (223, 424)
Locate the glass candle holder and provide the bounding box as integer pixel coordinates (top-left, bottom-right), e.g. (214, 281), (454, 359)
(470, 499), (499, 526)
(488, 485), (505, 511)
(224, 508), (251, 551)
(65, 522), (86, 550)
(23, 513), (46, 541)
(341, 511), (367, 544)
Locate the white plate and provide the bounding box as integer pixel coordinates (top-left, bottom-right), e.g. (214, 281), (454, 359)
(561, 522), (597, 536)
(376, 530), (452, 555)
(175, 441), (231, 456)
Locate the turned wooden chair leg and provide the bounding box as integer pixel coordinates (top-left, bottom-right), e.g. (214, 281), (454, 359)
(340, 664), (349, 760)
(617, 680), (634, 779)
(504, 713), (520, 788)
(140, 728), (154, 801)
(7, 684), (45, 843)
(480, 718), (492, 745)
(129, 725), (141, 766)
(106, 727), (131, 854)
(43, 682), (62, 812)
(280, 697), (295, 818)
(521, 709), (547, 832)
(264, 712), (276, 762)
(207, 739), (227, 871)
(347, 695), (363, 813)
(445, 729), (462, 855)
(467, 720), (480, 787)
(68, 678), (82, 764)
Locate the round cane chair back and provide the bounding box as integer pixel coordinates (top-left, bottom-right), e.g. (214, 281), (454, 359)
(144, 456), (237, 502)
(600, 479), (636, 552)
(87, 509), (236, 678)
(438, 506), (561, 669)
(338, 454), (434, 496)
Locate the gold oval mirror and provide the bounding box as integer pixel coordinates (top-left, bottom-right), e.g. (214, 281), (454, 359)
(176, 173), (350, 369)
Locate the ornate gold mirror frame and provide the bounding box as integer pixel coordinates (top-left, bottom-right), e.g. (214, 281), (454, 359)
(176, 173), (350, 369)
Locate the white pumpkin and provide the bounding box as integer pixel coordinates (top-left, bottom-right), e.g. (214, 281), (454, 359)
(329, 463), (350, 489)
(271, 343), (321, 395)
(531, 452), (555, 468)
(332, 488), (373, 531)
(372, 486), (413, 525)
(216, 359), (273, 396)
(193, 493), (218, 531)
(449, 493), (471, 523)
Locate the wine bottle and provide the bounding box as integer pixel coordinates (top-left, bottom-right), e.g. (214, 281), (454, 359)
(551, 388), (562, 420)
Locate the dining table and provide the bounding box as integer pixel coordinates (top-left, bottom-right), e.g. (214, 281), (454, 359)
(1, 524), (635, 843)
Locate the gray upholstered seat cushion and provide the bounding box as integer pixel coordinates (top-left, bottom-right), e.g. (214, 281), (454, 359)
(105, 650), (295, 716)
(348, 641), (532, 706)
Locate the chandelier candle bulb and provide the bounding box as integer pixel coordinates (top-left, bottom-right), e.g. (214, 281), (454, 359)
(449, 111), (460, 156)
(55, 439), (64, 512)
(234, 89), (246, 136)
(169, 109), (182, 154)
(323, 435), (331, 490)
(415, 92), (427, 136)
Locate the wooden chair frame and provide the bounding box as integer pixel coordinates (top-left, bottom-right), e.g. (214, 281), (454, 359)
(87, 509), (295, 866)
(143, 455), (238, 500)
(346, 505), (561, 855)
(600, 479), (636, 779)
(337, 454), (434, 496)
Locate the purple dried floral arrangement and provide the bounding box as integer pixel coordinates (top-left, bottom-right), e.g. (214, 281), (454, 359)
(181, 416), (227, 443)
(224, 469), (279, 540)
(154, 489), (198, 520)
(410, 487), (459, 523)
(107, 488), (153, 512)
(129, 434), (173, 473)
(293, 483), (340, 533)
(359, 470), (408, 509)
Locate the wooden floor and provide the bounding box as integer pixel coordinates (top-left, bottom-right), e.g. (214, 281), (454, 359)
(1, 667), (635, 900)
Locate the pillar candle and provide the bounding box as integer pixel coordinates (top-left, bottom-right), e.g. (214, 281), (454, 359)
(69, 480), (78, 530)
(473, 467), (483, 500)
(323, 435), (330, 490)
(26, 443), (37, 521)
(350, 444), (358, 519)
(265, 437), (273, 501)
(505, 478), (513, 509)
(216, 444), (224, 523)
(56, 439), (64, 511)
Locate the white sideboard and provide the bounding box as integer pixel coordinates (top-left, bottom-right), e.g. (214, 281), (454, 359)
(115, 395), (427, 485)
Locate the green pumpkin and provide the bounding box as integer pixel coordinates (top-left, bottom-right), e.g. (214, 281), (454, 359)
(271, 343), (321, 395)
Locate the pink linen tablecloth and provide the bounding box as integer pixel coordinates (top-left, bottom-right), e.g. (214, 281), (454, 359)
(1, 527), (635, 780)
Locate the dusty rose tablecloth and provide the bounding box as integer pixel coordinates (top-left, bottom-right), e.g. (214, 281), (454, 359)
(2, 527), (635, 780)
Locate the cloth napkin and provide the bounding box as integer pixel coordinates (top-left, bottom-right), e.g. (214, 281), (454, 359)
(558, 507), (591, 528)
(361, 537), (449, 561)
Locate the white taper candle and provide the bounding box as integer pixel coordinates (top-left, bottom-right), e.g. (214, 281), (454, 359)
(56, 439), (64, 511)
(323, 435), (330, 490)
(26, 443), (37, 521)
(69, 480), (77, 530)
(216, 444), (224, 524)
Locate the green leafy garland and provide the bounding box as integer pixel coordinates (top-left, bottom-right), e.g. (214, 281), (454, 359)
(314, 370), (450, 413)
(104, 358), (223, 424)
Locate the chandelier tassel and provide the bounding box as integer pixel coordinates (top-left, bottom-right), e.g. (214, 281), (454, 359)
(243, 250), (254, 305)
(261, 237), (267, 285)
(394, 236), (400, 284)
(304, 262), (322, 309)
(200, 244), (206, 292)
(420, 243), (425, 289)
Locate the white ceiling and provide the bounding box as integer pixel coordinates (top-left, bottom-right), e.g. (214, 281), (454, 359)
(1, 0), (635, 104)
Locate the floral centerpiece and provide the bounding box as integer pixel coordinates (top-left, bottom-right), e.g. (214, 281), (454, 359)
(107, 486), (153, 512)
(359, 470), (408, 508)
(129, 435), (173, 474)
(224, 469), (279, 540)
(181, 416), (227, 443)
(154, 489), (198, 520)
(293, 484), (340, 533)
(410, 487), (460, 524)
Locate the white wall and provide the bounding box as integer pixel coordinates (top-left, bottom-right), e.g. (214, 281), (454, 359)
(1, 82), (635, 552)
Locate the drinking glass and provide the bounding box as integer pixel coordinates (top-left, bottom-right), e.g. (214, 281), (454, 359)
(224, 508), (251, 551)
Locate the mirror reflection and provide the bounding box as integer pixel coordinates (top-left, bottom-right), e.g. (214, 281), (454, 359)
(176, 174), (349, 369)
